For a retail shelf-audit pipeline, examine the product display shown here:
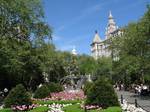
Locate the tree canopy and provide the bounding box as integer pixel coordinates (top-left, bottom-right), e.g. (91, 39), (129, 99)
(0, 0), (52, 40)
(111, 5), (150, 85)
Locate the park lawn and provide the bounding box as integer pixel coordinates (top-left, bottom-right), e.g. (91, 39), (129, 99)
(63, 104), (121, 112)
(28, 106), (49, 112)
(100, 107), (121, 112)
(0, 108), (12, 112)
(63, 104), (98, 112)
(0, 101), (121, 112)
(0, 106), (49, 112)
(34, 99), (82, 105)
(63, 104), (84, 112)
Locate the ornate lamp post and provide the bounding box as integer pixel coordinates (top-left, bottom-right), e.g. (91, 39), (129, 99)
(0, 88), (8, 104)
(4, 88), (8, 93)
(124, 70), (128, 91)
(43, 72), (49, 83)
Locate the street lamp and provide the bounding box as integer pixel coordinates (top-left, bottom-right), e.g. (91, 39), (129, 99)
(140, 69), (144, 84)
(4, 88), (8, 93)
(0, 88), (8, 102)
(43, 72), (49, 83)
(124, 70), (128, 91)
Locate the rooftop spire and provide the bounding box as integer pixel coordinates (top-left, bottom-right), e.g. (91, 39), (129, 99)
(93, 30), (101, 43)
(95, 30), (98, 34)
(105, 11), (118, 39)
(109, 10), (113, 18)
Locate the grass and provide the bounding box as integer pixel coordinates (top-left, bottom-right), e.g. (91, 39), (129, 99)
(34, 99), (82, 105)
(0, 105), (121, 112)
(63, 104), (121, 112)
(0, 100), (81, 112)
(63, 104), (84, 112)
(28, 106), (49, 112)
(0, 106), (49, 112)
(0, 100), (121, 112)
(0, 108), (12, 112)
(100, 107), (121, 112)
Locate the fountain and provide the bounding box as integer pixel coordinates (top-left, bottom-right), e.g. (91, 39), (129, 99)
(60, 75), (92, 93)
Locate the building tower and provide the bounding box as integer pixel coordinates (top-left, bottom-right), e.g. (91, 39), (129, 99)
(91, 11), (121, 59)
(105, 11), (118, 39)
(91, 30), (103, 59)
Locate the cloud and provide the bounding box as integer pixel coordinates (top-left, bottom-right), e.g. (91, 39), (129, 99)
(58, 44), (74, 51)
(54, 1), (113, 53)
(56, 25), (65, 32)
(55, 33), (91, 52)
(68, 34), (90, 45)
(52, 34), (62, 41)
(57, 1), (109, 32)
(115, 0), (145, 14)
(81, 4), (102, 15)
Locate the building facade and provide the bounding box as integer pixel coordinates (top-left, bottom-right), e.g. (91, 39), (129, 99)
(91, 11), (122, 59)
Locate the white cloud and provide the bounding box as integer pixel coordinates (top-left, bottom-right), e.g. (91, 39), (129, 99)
(58, 44), (74, 51)
(68, 34), (90, 45)
(55, 34), (90, 53)
(81, 4), (102, 15)
(52, 34), (62, 41)
(56, 25), (65, 32)
(56, 1), (109, 32)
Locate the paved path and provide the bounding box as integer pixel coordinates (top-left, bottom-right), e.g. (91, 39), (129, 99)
(116, 90), (150, 111)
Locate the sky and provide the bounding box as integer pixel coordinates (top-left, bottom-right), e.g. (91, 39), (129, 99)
(43, 0), (150, 55)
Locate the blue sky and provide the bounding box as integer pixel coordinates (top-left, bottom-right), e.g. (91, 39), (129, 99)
(43, 0), (150, 55)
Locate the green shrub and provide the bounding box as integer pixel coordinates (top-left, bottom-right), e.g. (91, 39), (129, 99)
(47, 82), (63, 92)
(83, 81), (94, 95)
(144, 74), (150, 84)
(86, 78), (119, 108)
(34, 85), (50, 99)
(4, 84), (31, 108)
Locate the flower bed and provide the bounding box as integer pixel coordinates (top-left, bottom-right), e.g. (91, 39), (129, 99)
(63, 104), (121, 112)
(47, 103), (72, 112)
(31, 90), (85, 112)
(120, 99), (146, 112)
(32, 90), (85, 101)
(0, 90), (121, 112)
(12, 104), (38, 111)
(50, 90), (85, 100)
(81, 104), (102, 110)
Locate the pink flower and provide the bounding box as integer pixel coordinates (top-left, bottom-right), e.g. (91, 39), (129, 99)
(31, 90), (85, 101)
(48, 90), (85, 101)
(11, 104), (38, 111)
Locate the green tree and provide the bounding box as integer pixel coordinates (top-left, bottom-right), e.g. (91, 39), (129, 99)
(86, 77), (119, 108)
(0, 0), (52, 40)
(77, 55), (97, 75)
(110, 5), (150, 85)
(96, 57), (112, 78)
(34, 85), (50, 99)
(4, 84), (31, 108)
(0, 0), (52, 91)
(0, 39), (45, 91)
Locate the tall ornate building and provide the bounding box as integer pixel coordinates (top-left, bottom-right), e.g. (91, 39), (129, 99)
(91, 11), (122, 59)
